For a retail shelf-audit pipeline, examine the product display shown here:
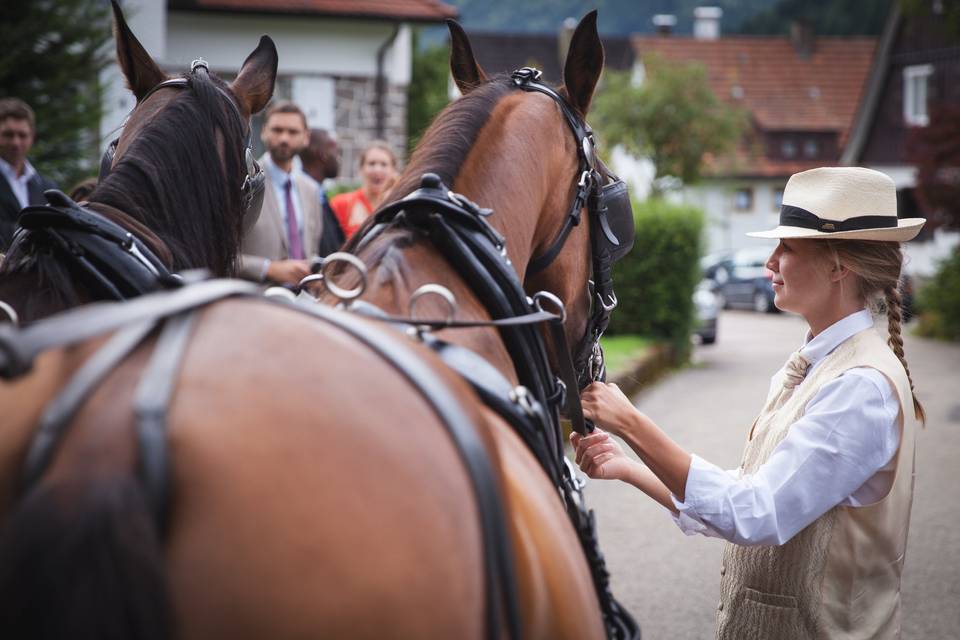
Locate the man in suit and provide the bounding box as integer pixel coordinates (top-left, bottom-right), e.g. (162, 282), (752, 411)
(299, 128), (345, 256)
(0, 98), (57, 252)
(239, 101), (322, 286)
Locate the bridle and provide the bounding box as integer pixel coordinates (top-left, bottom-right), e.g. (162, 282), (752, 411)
(4, 59), (266, 306)
(510, 67), (635, 391)
(99, 58), (265, 226)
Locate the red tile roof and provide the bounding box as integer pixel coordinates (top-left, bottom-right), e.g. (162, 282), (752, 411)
(632, 35), (876, 177)
(172, 0), (456, 21)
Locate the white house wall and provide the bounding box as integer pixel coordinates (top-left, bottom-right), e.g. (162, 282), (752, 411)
(681, 180), (783, 255)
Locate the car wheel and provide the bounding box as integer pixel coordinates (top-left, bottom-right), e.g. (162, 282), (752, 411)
(701, 333), (717, 345)
(753, 290), (772, 313)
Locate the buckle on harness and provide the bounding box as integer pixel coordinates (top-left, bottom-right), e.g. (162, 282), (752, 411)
(511, 67), (543, 85)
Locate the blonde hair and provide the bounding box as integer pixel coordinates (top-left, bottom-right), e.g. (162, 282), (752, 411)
(820, 239), (926, 424)
(359, 140), (397, 168)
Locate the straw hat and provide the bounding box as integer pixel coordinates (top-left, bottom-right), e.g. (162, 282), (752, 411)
(748, 167), (925, 241)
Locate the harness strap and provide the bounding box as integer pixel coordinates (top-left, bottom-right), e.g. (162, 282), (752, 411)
(0, 279), (256, 380)
(134, 310), (197, 534)
(20, 319), (158, 493)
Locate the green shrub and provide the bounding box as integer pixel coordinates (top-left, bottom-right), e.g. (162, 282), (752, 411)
(606, 198), (704, 361)
(915, 249), (960, 341)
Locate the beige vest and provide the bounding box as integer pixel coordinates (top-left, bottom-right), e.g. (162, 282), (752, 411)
(716, 328), (917, 640)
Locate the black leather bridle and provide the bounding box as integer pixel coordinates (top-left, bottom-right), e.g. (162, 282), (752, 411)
(510, 67), (635, 391)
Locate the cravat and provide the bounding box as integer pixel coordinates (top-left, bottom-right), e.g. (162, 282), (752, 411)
(750, 350), (811, 440)
(284, 178), (304, 259)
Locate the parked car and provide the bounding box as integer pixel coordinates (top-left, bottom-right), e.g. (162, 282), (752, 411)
(705, 246), (780, 314)
(693, 279), (720, 344)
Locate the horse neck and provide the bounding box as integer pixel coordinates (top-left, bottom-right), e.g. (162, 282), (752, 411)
(351, 135), (573, 382)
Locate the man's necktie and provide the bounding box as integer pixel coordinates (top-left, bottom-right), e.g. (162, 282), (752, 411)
(284, 178), (304, 259)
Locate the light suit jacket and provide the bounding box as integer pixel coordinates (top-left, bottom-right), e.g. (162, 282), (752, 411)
(239, 153), (322, 281)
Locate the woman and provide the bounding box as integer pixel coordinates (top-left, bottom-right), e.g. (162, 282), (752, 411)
(574, 167), (926, 639)
(330, 141), (397, 239)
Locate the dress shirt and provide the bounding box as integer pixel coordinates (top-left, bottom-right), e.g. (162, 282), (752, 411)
(672, 309), (901, 545)
(264, 154), (304, 234)
(0, 157), (36, 209)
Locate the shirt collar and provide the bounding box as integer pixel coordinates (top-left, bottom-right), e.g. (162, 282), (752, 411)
(0, 157), (35, 182)
(799, 309), (874, 365)
(263, 153), (293, 187)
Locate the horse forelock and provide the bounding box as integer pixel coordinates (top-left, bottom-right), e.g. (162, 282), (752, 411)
(88, 70), (247, 276)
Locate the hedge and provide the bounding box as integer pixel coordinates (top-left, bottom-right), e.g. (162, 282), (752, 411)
(915, 249), (960, 341)
(606, 198), (705, 361)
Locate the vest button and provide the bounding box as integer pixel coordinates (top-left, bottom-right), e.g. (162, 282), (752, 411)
(718, 601), (724, 612)
(720, 565), (726, 576)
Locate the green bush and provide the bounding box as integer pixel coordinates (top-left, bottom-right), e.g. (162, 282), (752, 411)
(606, 198), (704, 361)
(915, 249), (960, 341)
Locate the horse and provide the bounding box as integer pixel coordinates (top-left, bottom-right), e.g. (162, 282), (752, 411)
(0, 8), (638, 640)
(0, 0), (275, 324)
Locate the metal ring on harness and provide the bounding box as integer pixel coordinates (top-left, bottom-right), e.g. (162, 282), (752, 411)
(409, 283), (458, 325)
(532, 291), (566, 325)
(303, 252), (367, 303)
(0, 300), (19, 326)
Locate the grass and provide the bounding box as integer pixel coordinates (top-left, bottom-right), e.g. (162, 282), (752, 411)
(600, 335), (653, 376)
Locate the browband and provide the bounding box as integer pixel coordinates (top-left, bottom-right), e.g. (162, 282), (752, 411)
(779, 204), (897, 233)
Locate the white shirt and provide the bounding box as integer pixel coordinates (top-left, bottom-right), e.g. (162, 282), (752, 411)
(0, 157), (36, 209)
(672, 310), (901, 546)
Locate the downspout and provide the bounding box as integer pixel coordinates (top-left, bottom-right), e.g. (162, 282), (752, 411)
(375, 24), (401, 139)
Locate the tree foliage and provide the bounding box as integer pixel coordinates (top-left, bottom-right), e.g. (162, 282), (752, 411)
(406, 30), (451, 154)
(907, 103), (960, 230)
(0, 0), (112, 188)
(736, 0), (893, 35)
(590, 60), (745, 192)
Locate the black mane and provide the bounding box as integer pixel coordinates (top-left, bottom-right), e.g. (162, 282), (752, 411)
(89, 71), (248, 275)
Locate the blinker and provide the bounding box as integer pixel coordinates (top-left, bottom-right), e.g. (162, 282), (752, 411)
(595, 178), (634, 262)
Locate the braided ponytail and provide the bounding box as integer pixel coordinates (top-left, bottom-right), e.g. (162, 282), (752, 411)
(822, 239), (926, 425)
(883, 285), (926, 423)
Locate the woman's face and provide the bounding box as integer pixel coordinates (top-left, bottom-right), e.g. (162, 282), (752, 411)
(766, 239), (835, 316)
(360, 148), (394, 195)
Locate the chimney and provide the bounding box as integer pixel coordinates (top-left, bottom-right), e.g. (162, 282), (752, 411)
(790, 20), (815, 58)
(693, 6), (723, 40)
(652, 14), (677, 36)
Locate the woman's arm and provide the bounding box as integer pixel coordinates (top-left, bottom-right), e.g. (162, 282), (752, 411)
(579, 382), (692, 501)
(571, 429), (678, 512)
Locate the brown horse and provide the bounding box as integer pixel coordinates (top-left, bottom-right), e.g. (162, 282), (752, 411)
(0, 9), (633, 640)
(0, 0), (275, 324)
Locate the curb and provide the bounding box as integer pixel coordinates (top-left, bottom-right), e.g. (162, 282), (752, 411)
(607, 343), (675, 398)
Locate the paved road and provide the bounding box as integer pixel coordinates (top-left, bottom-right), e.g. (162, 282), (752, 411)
(583, 309), (960, 639)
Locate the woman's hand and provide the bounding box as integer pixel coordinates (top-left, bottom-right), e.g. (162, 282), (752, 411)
(580, 382), (641, 437)
(570, 428), (636, 481)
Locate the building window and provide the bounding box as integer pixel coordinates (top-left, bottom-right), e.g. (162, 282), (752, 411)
(802, 139), (819, 158)
(773, 188), (784, 210)
(781, 139), (798, 158)
(734, 188), (753, 212)
(903, 64), (933, 126)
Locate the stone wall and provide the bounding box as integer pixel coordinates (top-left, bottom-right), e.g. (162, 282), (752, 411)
(334, 76), (407, 182)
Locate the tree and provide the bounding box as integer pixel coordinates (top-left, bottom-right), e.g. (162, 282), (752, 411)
(590, 58), (745, 194)
(907, 103), (960, 230)
(0, 0), (112, 188)
(736, 0), (893, 36)
(406, 30), (451, 154)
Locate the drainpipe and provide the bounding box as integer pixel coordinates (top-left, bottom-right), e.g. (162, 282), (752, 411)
(375, 24), (401, 140)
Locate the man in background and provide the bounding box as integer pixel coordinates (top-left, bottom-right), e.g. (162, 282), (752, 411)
(299, 128), (345, 256)
(239, 101), (322, 286)
(0, 98), (57, 251)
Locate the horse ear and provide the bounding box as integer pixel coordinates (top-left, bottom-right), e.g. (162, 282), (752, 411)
(230, 36), (279, 116)
(447, 19), (488, 95)
(111, 0), (167, 102)
(562, 10), (605, 116)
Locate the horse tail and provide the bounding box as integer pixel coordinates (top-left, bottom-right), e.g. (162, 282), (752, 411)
(0, 475), (173, 640)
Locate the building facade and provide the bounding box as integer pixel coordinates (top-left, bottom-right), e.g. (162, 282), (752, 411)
(101, 0), (455, 180)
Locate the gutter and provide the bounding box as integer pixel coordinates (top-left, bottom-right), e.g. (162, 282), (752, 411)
(375, 24), (402, 139)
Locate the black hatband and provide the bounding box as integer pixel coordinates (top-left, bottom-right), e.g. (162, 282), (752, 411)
(779, 205), (897, 233)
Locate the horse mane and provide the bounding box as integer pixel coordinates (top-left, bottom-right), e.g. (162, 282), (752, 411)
(87, 71), (247, 276)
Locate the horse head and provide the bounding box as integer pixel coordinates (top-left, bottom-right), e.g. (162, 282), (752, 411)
(0, 1), (278, 324)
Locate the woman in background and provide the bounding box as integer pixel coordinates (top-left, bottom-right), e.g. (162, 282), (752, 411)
(330, 141), (397, 239)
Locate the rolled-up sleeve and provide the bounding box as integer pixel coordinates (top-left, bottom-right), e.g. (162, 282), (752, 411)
(669, 369), (900, 546)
